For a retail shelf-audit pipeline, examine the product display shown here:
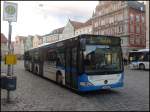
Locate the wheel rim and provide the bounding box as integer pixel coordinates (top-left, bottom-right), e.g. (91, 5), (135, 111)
(57, 74), (62, 84)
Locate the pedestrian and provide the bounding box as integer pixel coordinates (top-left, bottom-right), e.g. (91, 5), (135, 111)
(123, 58), (127, 65)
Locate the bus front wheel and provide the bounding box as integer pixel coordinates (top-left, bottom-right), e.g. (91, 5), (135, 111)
(139, 64), (145, 70)
(56, 72), (62, 85)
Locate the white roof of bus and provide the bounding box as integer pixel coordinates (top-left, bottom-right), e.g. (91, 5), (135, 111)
(138, 49), (149, 51)
(129, 49), (149, 52)
(28, 36), (78, 50)
(29, 43), (50, 50)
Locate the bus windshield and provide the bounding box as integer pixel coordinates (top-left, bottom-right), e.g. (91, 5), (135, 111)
(129, 51), (149, 62)
(83, 45), (123, 75)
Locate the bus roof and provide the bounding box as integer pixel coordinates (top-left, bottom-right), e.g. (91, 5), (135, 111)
(26, 34), (121, 51)
(129, 49), (149, 52)
(138, 49), (149, 52)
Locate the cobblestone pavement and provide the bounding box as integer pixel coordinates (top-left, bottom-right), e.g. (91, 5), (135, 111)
(1, 61), (149, 111)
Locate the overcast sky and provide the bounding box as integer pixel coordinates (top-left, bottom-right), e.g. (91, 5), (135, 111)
(1, 1), (98, 41)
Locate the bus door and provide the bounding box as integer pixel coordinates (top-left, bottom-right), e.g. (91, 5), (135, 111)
(65, 47), (78, 89)
(65, 48), (71, 86)
(71, 47), (78, 89)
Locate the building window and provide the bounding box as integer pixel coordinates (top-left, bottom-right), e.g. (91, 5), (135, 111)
(99, 19), (101, 25)
(136, 15), (140, 22)
(87, 29), (89, 33)
(96, 31), (99, 35)
(130, 25), (134, 33)
(101, 30), (104, 35)
(130, 13), (134, 23)
(99, 11), (102, 16)
(136, 25), (140, 33)
(130, 37), (134, 45)
(110, 17), (114, 23)
(121, 1), (126, 6)
(94, 22), (98, 27)
(140, 38), (145, 45)
(142, 38), (145, 46)
(121, 39), (123, 44)
(118, 14), (123, 21)
(141, 26), (145, 34)
(136, 37), (140, 45)
(118, 25), (124, 33)
(141, 16), (144, 23)
(101, 19), (105, 25)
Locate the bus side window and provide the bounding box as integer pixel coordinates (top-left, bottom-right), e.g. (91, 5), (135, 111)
(72, 47), (77, 67)
(56, 49), (65, 67)
(139, 55), (144, 61)
(78, 50), (84, 74)
(47, 51), (57, 66)
(56, 58), (61, 66)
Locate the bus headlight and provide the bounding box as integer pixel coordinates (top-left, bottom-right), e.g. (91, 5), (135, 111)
(80, 82), (93, 86)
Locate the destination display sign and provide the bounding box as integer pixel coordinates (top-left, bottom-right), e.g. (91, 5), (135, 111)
(86, 36), (120, 45)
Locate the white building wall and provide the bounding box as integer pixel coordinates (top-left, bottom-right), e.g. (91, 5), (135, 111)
(75, 25), (92, 36)
(61, 21), (75, 40)
(14, 38), (25, 56)
(47, 34), (59, 43)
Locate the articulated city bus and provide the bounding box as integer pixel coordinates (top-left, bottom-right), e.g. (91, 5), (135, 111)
(129, 49), (149, 70)
(24, 34), (124, 92)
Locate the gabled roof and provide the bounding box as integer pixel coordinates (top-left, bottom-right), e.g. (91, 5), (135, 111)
(1, 33), (7, 43)
(70, 19), (92, 30)
(51, 27), (64, 34)
(82, 19), (92, 27)
(34, 35), (43, 39)
(69, 20), (84, 29)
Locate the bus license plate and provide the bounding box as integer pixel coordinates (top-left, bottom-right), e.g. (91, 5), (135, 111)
(102, 85), (111, 89)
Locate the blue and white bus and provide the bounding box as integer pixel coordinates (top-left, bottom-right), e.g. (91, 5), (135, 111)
(24, 34), (124, 92)
(129, 49), (149, 70)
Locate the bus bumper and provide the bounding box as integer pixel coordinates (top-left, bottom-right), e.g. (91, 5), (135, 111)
(78, 82), (123, 92)
(78, 73), (124, 92)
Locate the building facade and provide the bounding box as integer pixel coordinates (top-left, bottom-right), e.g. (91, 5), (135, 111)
(92, 1), (146, 58)
(1, 33), (8, 60)
(146, 1), (149, 48)
(32, 35), (43, 48)
(75, 19), (92, 36)
(46, 27), (64, 43)
(43, 19), (87, 44)
(60, 19), (84, 40)
(14, 36), (26, 59)
(24, 35), (33, 51)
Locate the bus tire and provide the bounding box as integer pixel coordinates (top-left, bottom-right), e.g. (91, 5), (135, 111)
(56, 72), (62, 85)
(139, 64), (145, 70)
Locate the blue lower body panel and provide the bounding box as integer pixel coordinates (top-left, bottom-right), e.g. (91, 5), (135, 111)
(78, 73), (124, 92)
(78, 82), (123, 92)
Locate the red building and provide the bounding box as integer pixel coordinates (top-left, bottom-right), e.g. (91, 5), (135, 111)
(128, 6), (146, 48)
(1, 33), (8, 60)
(92, 1), (146, 58)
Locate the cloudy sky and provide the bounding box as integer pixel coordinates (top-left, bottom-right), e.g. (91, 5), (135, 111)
(1, 1), (98, 41)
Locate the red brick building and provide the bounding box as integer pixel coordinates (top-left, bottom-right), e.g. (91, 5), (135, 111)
(1, 33), (8, 60)
(92, 1), (146, 58)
